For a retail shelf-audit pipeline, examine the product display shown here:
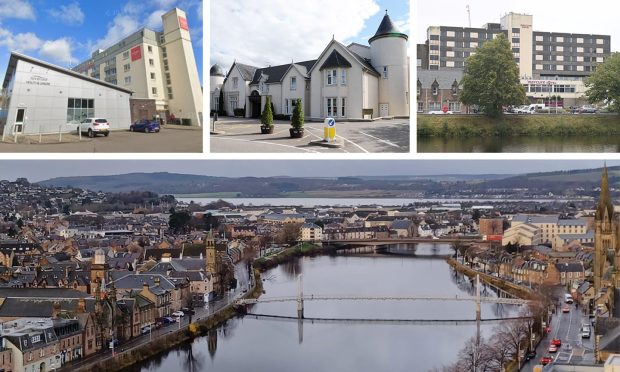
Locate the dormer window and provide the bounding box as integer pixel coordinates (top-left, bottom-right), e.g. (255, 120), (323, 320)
(327, 69), (337, 85)
(451, 80), (459, 95)
(432, 81), (439, 96)
(417, 81), (422, 96)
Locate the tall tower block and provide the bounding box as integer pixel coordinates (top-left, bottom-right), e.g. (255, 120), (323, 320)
(161, 8), (203, 125)
(369, 11), (409, 117)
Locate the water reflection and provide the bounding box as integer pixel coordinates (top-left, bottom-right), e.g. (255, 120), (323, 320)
(418, 136), (620, 153)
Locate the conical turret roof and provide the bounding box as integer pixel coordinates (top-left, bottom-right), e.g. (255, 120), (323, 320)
(369, 11), (408, 43)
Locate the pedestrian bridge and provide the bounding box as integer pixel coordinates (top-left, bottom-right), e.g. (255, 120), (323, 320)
(235, 294), (530, 306)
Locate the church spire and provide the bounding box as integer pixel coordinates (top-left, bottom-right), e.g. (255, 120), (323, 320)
(597, 164), (614, 222)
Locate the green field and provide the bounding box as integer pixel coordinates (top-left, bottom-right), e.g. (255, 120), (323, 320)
(417, 115), (620, 138)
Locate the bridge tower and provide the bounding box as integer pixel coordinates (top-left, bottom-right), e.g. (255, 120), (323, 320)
(297, 274), (304, 319)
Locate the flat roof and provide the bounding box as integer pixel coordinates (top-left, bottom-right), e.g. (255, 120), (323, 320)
(3, 52), (133, 94)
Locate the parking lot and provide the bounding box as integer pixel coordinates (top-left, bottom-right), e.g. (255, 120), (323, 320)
(210, 117), (410, 153)
(0, 125), (202, 153)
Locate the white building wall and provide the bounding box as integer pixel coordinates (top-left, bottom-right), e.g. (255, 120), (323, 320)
(369, 36), (409, 117)
(2, 59), (131, 137)
(222, 66), (249, 116)
(281, 67), (307, 115)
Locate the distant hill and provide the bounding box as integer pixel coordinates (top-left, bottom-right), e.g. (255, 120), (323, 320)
(37, 166), (614, 198)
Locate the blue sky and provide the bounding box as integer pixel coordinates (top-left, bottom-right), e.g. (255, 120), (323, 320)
(0, 0), (203, 81)
(211, 0), (409, 69)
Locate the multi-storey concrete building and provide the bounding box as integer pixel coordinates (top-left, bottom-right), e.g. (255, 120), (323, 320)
(419, 12), (611, 107)
(74, 8), (203, 126)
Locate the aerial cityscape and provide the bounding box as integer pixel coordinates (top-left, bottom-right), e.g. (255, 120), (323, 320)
(0, 160), (616, 371)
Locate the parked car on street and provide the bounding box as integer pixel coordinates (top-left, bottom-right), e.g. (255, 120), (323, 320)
(172, 310), (185, 317)
(79, 118), (110, 137)
(540, 356), (554, 365)
(525, 350), (537, 361)
(548, 344), (558, 353)
(551, 338), (562, 347)
(562, 305), (570, 313)
(162, 316), (175, 324)
(578, 105), (597, 114)
(130, 119), (160, 133)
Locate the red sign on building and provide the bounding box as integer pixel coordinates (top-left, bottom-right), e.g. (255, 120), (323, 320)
(131, 46), (142, 62)
(179, 16), (189, 31)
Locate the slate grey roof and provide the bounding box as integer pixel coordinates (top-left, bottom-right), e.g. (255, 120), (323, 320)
(112, 273), (175, 291)
(512, 214), (559, 224)
(0, 298), (96, 318)
(250, 60), (317, 85)
(557, 219), (587, 226)
(319, 50), (352, 70)
(417, 69), (464, 89)
(234, 62), (259, 81)
(369, 12), (408, 43)
(392, 219), (413, 230)
(210, 64), (226, 77)
(555, 262), (584, 273)
(0, 288), (91, 299)
(558, 231), (594, 240)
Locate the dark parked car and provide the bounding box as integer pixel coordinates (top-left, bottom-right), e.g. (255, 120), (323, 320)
(130, 119), (160, 133)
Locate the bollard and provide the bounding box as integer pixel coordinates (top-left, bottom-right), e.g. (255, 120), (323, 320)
(39, 126), (42, 144)
(59, 125), (62, 142)
(323, 117), (336, 142)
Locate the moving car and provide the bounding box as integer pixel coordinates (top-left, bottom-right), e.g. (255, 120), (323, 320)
(514, 105), (533, 114)
(551, 338), (562, 347)
(578, 105), (598, 114)
(172, 310), (185, 317)
(548, 344), (558, 353)
(562, 305), (570, 313)
(582, 326), (591, 338)
(540, 356), (554, 365)
(564, 293), (574, 304)
(130, 119), (160, 133)
(79, 118), (110, 138)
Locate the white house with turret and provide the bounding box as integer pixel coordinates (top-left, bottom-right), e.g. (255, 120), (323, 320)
(211, 11), (409, 120)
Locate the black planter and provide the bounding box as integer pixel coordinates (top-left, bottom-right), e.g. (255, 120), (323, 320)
(290, 128), (304, 138)
(260, 125), (274, 134)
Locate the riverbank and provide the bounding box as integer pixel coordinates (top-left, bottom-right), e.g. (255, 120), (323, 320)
(78, 269), (264, 372)
(253, 242), (334, 271)
(418, 115), (620, 138)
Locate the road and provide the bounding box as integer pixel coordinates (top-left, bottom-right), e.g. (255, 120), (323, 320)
(0, 126), (203, 153)
(521, 295), (594, 371)
(60, 262), (253, 372)
(210, 118), (410, 153)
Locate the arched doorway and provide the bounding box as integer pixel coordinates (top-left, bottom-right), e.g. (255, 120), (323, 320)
(249, 90), (261, 118)
(40, 361), (46, 372)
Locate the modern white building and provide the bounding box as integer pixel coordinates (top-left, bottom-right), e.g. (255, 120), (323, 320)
(0, 52), (132, 139)
(74, 8), (203, 126)
(217, 11), (409, 120)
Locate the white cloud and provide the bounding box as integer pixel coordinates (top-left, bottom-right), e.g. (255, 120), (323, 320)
(0, 28), (42, 52)
(92, 14), (140, 50)
(0, 0), (35, 20)
(48, 2), (85, 26)
(40, 38), (75, 64)
(146, 10), (166, 30)
(211, 0), (381, 68)
(154, 0), (176, 8)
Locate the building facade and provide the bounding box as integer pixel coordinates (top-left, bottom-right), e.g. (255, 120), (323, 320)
(74, 8), (203, 126)
(218, 12), (409, 120)
(0, 53), (131, 139)
(419, 12), (611, 107)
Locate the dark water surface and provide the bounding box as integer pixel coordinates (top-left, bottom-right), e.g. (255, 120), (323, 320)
(418, 136), (620, 153)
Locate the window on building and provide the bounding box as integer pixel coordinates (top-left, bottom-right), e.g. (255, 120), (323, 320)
(417, 102), (424, 112)
(326, 98), (337, 116)
(152, 87), (157, 95)
(166, 73), (171, 85)
(341, 97), (346, 117)
(448, 102), (461, 112)
(124, 76), (131, 85)
(327, 69), (337, 85)
(432, 85), (439, 96)
(67, 98), (95, 124)
(148, 45), (153, 53)
(123, 64), (130, 72)
(149, 59), (154, 66)
(123, 51), (129, 59)
(341, 70), (347, 84)
(229, 95), (238, 110)
(289, 76), (297, 91)
(150, 73), (156, 80)
(382, 66), (388, 79)
(232, 77), (238, 89)
(31, 335), (41, 343)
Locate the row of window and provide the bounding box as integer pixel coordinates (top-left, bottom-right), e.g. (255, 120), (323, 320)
(523, 84), (577, 93)
(535, 35), (606, 44)
(67, 98), (95, 124)
(535, 64), (596, 72)
(417, 101), (461, 112)
(535, 45), (606, 54)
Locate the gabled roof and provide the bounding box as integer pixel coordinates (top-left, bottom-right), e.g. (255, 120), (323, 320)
(309, 40), (380, 77)
(250, 60), (317, 85)
(319, 50), (352, 70)
(417, 69), (464, 89)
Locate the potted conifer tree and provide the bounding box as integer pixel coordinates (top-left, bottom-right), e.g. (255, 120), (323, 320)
(289, 99), (304, 138)
(260, 96), (274, 134)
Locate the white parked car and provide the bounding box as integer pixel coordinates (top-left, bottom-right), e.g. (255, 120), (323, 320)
(172, 310), (185, 317)
(79, 118), (110, 138)
(429, 110), (454, 115)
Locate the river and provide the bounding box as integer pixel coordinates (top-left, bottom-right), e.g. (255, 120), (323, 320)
(417, 136), (620, 153)
(175, 196), (586, 207)
(130, 244), (521, 372)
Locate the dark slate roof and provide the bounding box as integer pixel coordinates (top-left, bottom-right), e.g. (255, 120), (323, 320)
(369, 12), (408, 43)
(0, 298), (96, 318)
(0, 288), (91, 299)
(417, 69), (464, 89)
(210, 64), (226, 77)
(112, 273), (175, 291)
(250, 60), (317, 85)
(346, 47), (380, 76)
(234, 62), (259, 81)
(319, 50), (352, 70)
(555, 262), (583, 272)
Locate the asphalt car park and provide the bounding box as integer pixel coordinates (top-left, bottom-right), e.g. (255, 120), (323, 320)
(210, 117), (410, 153)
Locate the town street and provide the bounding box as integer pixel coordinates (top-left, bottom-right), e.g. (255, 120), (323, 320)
(210, 118), (410, 153)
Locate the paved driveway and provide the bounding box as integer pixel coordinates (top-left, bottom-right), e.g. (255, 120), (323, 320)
(210, 118), (410, 153)
(0, 125), (203, 153)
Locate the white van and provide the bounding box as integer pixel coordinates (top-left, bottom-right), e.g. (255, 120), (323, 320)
(528, 104), (545, 112)
(564, 293), (574, 304)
